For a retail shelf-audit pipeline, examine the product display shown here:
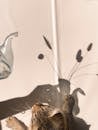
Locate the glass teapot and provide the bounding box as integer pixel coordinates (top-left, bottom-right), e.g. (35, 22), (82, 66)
(0, 32), (18, 79)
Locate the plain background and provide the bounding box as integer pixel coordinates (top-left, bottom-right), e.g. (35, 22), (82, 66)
(0, 0), (98, 130)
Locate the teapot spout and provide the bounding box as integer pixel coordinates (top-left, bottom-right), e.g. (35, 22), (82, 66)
(3, 32), (18, 47)
(0, 32), (18, 79)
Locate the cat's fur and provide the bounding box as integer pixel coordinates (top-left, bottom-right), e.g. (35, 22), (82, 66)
(6, 117), (27, 130)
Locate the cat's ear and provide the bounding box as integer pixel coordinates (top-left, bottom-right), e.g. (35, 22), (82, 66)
(49, 110), (64, 129)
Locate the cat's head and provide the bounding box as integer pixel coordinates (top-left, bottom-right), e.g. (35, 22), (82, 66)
(31, 103), (65, 130)
(31, 103), (53, 126)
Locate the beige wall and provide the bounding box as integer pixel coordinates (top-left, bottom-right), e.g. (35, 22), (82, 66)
(0, 0), (98, 130)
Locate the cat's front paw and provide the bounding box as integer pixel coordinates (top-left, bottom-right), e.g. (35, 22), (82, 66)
(6, 116), (27, 130)
(6, 117), (16, 128)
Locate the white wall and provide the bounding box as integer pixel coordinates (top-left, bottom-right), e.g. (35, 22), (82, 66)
(0, 0), (98, 130)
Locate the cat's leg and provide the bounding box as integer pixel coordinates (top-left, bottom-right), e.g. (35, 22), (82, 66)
(6, 116), (28, 130)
